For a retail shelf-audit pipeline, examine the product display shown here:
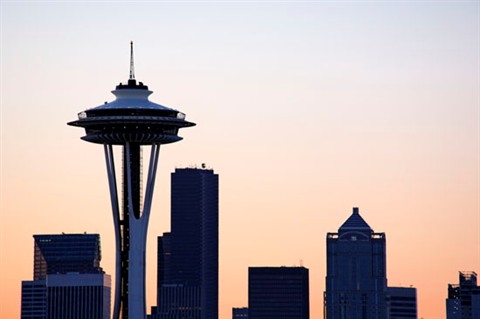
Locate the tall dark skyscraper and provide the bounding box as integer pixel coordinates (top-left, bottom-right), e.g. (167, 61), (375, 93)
(21, 233), (111, 319)
(446, 271), (480, 319)
(248, 267), (309, 319)
(154, 167), (219, 319)
(324, 207), (388, 319)
(68, 43), (195, 319)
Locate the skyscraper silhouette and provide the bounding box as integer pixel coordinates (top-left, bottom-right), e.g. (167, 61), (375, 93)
(324, 207), (388, 319)
(248, 266), (309, 319)
(21, 233), (111, 319)
(154, 167), (219, 319)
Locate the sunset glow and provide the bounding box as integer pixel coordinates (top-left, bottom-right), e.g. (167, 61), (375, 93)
(1, 2), (479, 319)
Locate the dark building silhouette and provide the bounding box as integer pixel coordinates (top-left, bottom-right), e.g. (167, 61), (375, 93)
(446, 271), (480, 319)
(232, 307), (249, 319)
(33, 234), (102, 280)
(154, 167), (219, 319)
(387, 287), (417, 319)
(21, 234), (110, 319)
(324, 207), (388, 319)
(248, 267), (309, 319)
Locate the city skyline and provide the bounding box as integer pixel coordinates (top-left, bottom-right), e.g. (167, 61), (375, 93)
(1, 2), (479, 319)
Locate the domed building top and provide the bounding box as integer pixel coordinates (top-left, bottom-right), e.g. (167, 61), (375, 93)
(88, 79), (174, 112)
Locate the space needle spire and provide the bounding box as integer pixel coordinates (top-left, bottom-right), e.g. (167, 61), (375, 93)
(68, 43), (195, 319)
(129, 41), (135, 80)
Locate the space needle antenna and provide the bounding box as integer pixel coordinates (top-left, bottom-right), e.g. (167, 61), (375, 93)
(129, 41), (135, 80)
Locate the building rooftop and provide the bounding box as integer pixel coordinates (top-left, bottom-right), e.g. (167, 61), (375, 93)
(339, 207), (372, 233)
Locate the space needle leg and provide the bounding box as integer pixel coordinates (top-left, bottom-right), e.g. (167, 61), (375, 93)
(104, 144), (122, 319)
(123, 143), (161, 318)
(142, 144), (161, 226)
(123, 142), (141, 318)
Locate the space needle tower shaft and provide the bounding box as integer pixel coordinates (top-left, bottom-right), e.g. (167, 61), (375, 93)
(68, 43), (195, 319)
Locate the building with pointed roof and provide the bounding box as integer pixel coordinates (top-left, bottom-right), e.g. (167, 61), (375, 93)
(324, 207), (388, 319)
(338, 208), (373, 232)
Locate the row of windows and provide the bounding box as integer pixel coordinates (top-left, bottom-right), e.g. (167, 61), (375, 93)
(390, 296), (417, 301)
(390, 301), (417, 307)
(391, 307), (417, 313)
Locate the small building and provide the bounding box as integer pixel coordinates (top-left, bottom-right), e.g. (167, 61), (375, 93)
(446, 271), (480, 319)
(387, 286), (417, 319)
(248, 266), (309, 319)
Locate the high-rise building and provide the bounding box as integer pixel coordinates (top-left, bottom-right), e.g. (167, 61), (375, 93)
(154, 167), (219, 319)
(68, 42), (195, 319)
(248, 267), (309, 319)
(387, 287), (417, 319)
(324, 207), (388, 319)
(232, 307), (249, 319)
(21, 233), (111, 319)
(446, 271), (480, 319)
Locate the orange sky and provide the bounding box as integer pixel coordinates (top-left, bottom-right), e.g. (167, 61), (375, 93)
(1, 2), (479, 319)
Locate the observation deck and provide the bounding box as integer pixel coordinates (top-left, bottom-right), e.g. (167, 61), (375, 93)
(68, 79), (195, 145)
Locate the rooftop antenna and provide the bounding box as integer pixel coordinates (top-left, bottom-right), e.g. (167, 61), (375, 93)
(129, 41), (135, 80)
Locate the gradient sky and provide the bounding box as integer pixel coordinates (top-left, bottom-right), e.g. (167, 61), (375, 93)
(1, 1), (479, 319)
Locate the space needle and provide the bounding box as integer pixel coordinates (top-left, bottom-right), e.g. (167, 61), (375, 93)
(68, 42), (195, 319)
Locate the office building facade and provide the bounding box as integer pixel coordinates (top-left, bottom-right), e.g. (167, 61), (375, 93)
(387, 287), (417, 319)
(21, 280), (47, 319)
(33, 233), (103, 280)
(248, 267), (309, 319)
(446, 271), (480, 319)
(154, 167), (219, 319)
(21, 234), (110, 319)
(324, 207), (388, 319)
